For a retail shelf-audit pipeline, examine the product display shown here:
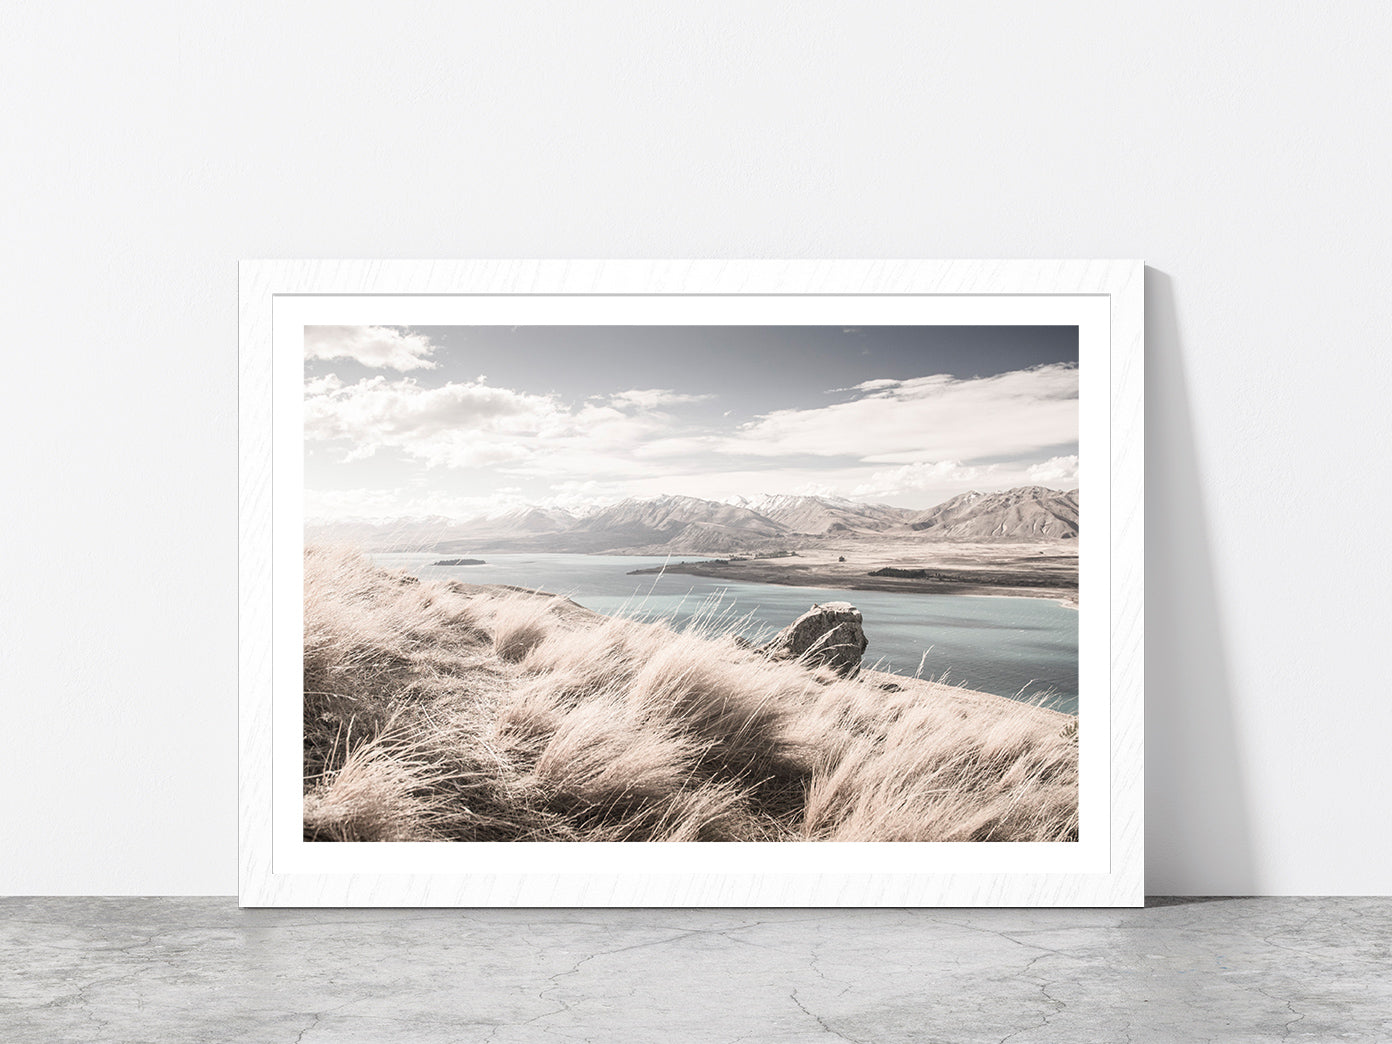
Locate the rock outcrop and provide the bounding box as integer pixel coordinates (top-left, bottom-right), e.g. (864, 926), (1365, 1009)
(761, 602), (868, 678)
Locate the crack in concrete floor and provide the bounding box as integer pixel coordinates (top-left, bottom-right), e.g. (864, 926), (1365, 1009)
(2, 897), (1390, 1043)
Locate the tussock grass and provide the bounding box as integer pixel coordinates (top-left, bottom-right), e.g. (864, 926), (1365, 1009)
(302, 546), (1078, 842)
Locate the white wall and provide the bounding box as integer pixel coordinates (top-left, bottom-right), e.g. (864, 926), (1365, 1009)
(3, 2), (1388, 896)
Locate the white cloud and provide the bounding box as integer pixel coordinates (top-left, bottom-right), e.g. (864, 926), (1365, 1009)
(725, 364), (1078, 464)
(304, 375), (566, 468)
(304, 487), (512, 522)
(606, 388), (712, 410)
(304, 374), (343, 396)
(305, 326), (439, 371)
(787, 481), (838, 498)
(302, 363), (1080, 516)
(826, 377), (899, 394)
(304, 481), (638, 523)
(1027, 454), (1079, 484)
(851, 460), (997, 499)
(304, 375), (698, 477)
(540, 480), (634, 512)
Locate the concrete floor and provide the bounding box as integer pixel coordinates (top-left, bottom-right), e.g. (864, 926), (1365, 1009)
(2, 898), (1389, 1043)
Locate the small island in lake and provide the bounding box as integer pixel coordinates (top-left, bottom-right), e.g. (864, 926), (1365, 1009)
(433, 558), (486, 566)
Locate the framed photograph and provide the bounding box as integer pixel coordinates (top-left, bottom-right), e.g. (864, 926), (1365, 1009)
(239, 260), (1143, 906)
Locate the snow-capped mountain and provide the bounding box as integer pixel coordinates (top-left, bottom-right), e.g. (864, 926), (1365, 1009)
(743, 493), (914, 536)
(461, 506), (578, 536)
(308, 487), (1079, 553)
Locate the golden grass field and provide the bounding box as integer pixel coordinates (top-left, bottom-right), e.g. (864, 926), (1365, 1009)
(303, 545), (1078, 843)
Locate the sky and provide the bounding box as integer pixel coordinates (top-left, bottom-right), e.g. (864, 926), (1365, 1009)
(304, 325), (1079, 520)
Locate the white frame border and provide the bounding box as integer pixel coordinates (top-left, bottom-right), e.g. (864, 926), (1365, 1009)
(238, 259), (1143, 907)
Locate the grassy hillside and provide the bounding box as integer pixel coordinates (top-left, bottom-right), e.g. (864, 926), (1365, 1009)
(303, 545), (1078, 843)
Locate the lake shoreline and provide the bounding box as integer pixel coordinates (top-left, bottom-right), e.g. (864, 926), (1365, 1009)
(307, 546), (1080, 843)
(626, 559), (1079, 608)
(371, 548), (1080, 709)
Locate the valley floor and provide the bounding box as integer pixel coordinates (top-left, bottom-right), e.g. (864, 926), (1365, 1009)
(626, 541), (1080, 607)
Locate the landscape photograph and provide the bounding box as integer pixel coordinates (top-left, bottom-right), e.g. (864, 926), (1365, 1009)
(303, 324), (1082, 844)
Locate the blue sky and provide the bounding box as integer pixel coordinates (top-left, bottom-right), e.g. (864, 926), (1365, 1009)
(304, 325), (1079, 520)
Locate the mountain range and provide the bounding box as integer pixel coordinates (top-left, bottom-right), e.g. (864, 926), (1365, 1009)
(308, 486), (1079, 554)
(904, 487), (1081, 541)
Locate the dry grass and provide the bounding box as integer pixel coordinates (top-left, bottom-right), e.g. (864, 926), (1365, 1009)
(302, 545), (1078, 843)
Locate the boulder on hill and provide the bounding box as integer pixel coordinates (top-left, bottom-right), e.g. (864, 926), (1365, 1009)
(761, 602), (868, 678)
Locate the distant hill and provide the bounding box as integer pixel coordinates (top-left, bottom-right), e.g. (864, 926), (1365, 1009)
(903, 487), (1079, 541)
(741, 494), (913, 536)
(308, 486), (1079, 553)
(482, 507), (578, 534)
(581, 495), (786, 549)
(417, 495), (786, 555)
(445, 507), (579, 542)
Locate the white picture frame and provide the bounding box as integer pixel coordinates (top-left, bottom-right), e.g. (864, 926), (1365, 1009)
(239, 259), (1143, 906)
